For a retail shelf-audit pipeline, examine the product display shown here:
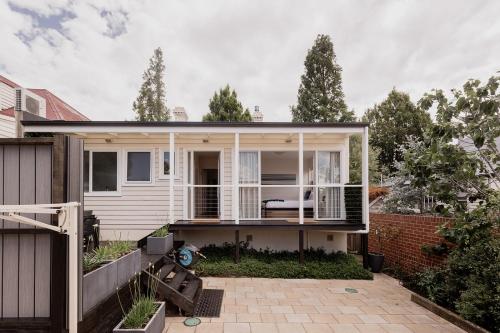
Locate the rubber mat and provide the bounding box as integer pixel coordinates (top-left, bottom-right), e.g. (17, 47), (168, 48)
(193, 289), (224, 317)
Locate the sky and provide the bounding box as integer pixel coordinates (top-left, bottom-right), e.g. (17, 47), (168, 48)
(0, 0), (499, 121)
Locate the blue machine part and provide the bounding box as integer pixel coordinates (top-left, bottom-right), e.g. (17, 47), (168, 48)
(178, 247), (193, 267)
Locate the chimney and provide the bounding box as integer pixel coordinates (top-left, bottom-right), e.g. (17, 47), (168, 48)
(252, 105), (263, 122)
(172, 106), (188, 121)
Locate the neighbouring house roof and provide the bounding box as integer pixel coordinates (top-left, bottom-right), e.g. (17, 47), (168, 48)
(0, 75), (90, 121)
(28, 89), (90, 121)
(0, 75), (20, 88)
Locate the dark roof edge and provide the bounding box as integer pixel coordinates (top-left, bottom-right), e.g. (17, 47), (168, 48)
(21, 120), (369, 128)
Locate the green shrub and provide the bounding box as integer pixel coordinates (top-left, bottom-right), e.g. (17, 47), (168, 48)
(83, 240), (135, 273)
(151, 224), (170, 237)
(194, 243), (372, 280)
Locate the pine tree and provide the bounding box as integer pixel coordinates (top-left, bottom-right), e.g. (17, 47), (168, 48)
(291, 34), (354, 122)
(203, 85), (252, 122)
(133, 48), (169, 121)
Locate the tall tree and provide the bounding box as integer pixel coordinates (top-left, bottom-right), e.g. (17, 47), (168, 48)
(365, 88), (431, 172)
(203, 85), (252, 122)
(291, 34), (354, 122)
(133, 47), (169, 121)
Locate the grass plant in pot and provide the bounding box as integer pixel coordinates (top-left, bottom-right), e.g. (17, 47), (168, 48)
(147, 224), (173, 255)
(368, 225), (399, 273)
(114, 264), (165, 333)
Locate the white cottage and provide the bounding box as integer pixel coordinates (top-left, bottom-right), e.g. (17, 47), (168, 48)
(22, 121), (369, 254)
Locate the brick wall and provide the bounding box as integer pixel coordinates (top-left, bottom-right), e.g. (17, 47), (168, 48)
(368, 213), (453, 273)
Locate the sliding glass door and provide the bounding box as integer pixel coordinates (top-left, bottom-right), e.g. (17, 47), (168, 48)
(239, 151), (260, 219)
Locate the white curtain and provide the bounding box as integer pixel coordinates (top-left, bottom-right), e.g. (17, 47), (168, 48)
(239, 152), (259, 219)
(317, 152), (341, 219)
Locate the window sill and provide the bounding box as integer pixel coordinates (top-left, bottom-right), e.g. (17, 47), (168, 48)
(85, 192), (122, 197)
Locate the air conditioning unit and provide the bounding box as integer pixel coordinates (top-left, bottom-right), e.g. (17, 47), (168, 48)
(15, 88), (46, 118)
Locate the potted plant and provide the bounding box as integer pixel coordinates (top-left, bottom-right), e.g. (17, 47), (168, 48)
(368, 225), (399, 273)
(114, 265), (165, 333)
(147, 225), (173, 255)
(82, 240), (141, 314)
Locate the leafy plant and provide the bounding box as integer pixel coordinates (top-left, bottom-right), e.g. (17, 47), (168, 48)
(82, 240), (135, 273)
(194, 243), (372, 280)
(372, 224), (399, 254)
(117, 264), (161, 329)
(151, 224), (169, 237)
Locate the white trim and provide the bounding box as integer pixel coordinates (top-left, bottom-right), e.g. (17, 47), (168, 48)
(84, 148), (121, 196)
(299, 133), (304, 225)
(234, 133), (239, 224)
(122, 148), (154, 186)
(362, 126), (369, 230)
(158, 148), (179, 180)
(169, 132), (175, 224)
(24, 125), (366, 135)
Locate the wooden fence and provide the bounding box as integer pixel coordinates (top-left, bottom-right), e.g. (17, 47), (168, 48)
(0, 135), (83, 332)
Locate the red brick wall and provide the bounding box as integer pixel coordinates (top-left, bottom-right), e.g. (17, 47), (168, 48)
(368, 213), (453, 273)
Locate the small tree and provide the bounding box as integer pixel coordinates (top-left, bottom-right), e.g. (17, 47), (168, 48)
(405, 75), (500, 331)
(133, 48), (169, 121)
(291, 34), (355, 123)
(203, 85), (252, 122)
(365, 89), (431, 173)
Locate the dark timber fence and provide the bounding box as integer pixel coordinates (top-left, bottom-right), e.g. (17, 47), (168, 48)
(0, 135), (83, 332)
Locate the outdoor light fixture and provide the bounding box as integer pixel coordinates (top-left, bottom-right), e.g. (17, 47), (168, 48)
(105, 138), (112, 143)
(285, 138), (292, 143)
(202, 139), (209, 143)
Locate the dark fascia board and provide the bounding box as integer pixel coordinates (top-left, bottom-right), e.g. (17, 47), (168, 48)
(21, 120), (369, 128)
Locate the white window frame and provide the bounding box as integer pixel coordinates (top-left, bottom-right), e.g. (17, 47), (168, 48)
(84, 148), (121, 197)
(123, 148), (155, 186)
(158, 148), (179, 180)
(315, 149), (345, 220)
(239, 150), (261, 220)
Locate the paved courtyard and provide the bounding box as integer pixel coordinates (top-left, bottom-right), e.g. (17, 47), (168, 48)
(164, 274), (464, 333)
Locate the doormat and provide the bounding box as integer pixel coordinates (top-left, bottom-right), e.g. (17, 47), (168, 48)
(193, 289), (224, 317)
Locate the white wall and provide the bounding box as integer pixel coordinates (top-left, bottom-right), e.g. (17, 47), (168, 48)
(0, 82), (14, 111)
(83, 134), (350, 243)
(175, 230), (347, 253)
(0, 114), (16, 138)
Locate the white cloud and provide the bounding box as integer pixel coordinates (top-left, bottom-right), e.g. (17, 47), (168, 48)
(0, 0), (499, 121)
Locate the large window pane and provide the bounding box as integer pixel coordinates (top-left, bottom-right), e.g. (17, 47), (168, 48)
(240, 187), (259, 219)
(127, 152), (151, 182)
(318, 151), (340, 184)
(84, 151), (89, 192)
(317, 186), (341, 219)
(92, 152), (117, 191)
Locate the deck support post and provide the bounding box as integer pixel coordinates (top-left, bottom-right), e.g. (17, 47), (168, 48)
(169, 132), (175, 224)
(234, 230), (240, 263)
(361, 233), (369, 269)
(299, 230), (304, 264)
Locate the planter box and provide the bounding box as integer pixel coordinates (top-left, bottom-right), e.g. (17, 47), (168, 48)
(113, 302), (165, 333)
(147, 233), (173, 255)
(83, 248), (141, 314)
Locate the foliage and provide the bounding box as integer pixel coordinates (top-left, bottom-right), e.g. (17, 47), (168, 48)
(371, 225), (400, 254)
(151, 224), (170, 237)
(202, 85), (252, 122)
(133, 47), (170, 121)
(82, 240), (135, 273)
(349, 134), (385, 184)
(291, 34), (355, 123)
(365, 89), (431, 173)
(118, 264), (161, 329)
(403, 75), (500, 332)
(194, 243), (372, 280)
(421, 242), (449, 257)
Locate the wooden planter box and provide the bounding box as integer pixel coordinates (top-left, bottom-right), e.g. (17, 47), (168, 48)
(113, 302), (165, 333)
(147, 233), (173, 255)
(83, 249), (141, 314)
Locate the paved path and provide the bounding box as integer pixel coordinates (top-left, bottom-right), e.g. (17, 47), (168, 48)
(164, 274), (464, 333)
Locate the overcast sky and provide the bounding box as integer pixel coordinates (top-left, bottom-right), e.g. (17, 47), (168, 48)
(1, 0), (499, 121)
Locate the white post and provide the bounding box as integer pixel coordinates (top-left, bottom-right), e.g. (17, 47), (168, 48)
(169, 132), (175, 224)
(66, 203), (79, 333)
(234, 133), (240, 224)
(362, 127), (369, 231)
(299, 133), (304, 225)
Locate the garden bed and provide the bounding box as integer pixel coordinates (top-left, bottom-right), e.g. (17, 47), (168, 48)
(193, 244), (372, 280)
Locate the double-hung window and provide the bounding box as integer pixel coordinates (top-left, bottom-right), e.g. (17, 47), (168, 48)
(124, 150), (153, 184)
(84, 150), (119, 194)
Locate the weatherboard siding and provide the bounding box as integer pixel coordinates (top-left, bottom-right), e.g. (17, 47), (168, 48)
(0, 114), (15, 138)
